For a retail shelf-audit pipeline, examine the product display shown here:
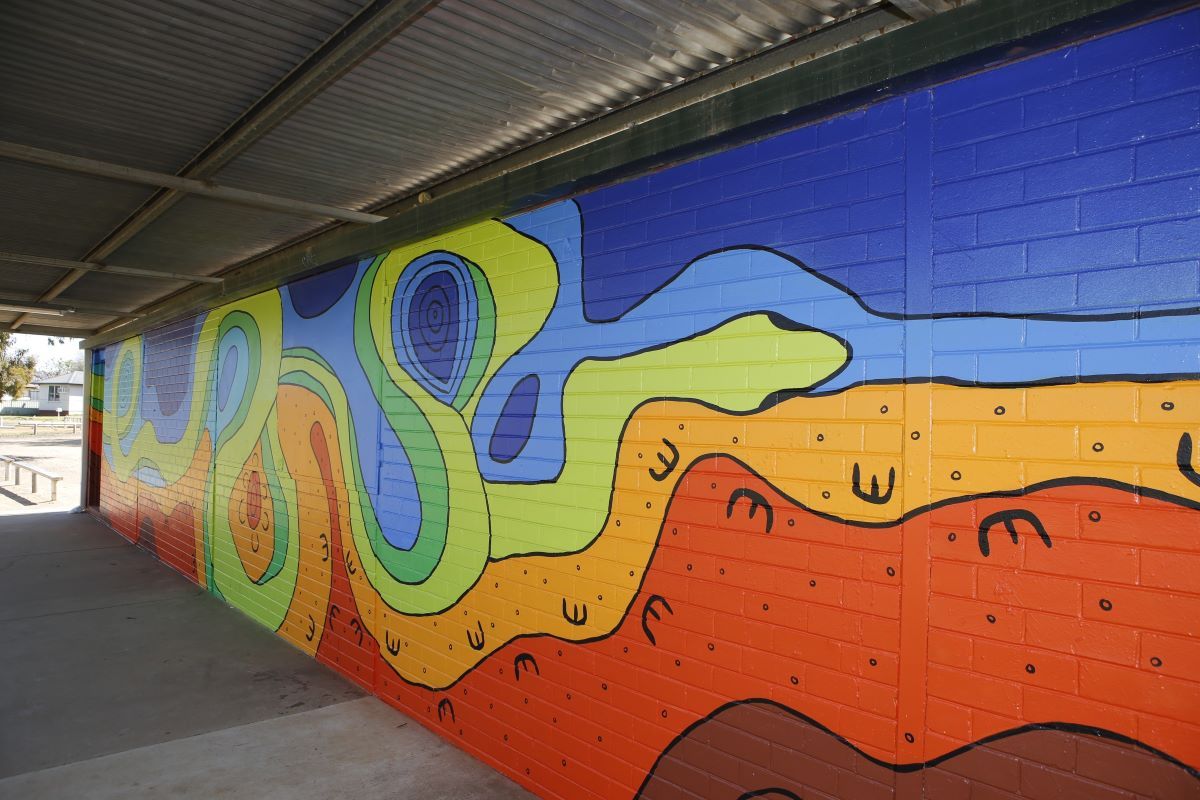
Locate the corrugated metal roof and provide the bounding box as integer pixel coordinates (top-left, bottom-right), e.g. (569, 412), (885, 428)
(39, 371), (85, 386)
(0, 0), (375, 334)
(0, 0), (942, 338)
(0, 307), (118, 335)
(0, 163), (157, 261)
(57, 197), (327, 304)
(211, 0), (884, 210)
(0, 0), (371, 171)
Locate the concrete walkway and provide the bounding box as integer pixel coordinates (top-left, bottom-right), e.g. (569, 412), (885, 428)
(0, 435), (82, 514)
(0, 512), (533, 800)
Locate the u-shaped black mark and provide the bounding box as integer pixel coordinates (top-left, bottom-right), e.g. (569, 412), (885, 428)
(562, 599), (588, 626)
(514, 653), (539, 681)
(851, 463), (895, 505)
(641, 594), (674, 646)
(385, 631), (401, 656)
(738, 790), (802, 800)
(1178, 432), (1200, 489)
(437, 698), (455, 723)
(977, 509), (1052, 558)
(466, 621), (485, 651)
(726, 488), (774, 533)
(649, 438), (680, 482)
(349, 618), (364, 647)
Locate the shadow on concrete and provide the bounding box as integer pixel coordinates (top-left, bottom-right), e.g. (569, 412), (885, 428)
(0, 513), (363, 777)
(0, 487), (35, 506)
(0, 512), (533, 800)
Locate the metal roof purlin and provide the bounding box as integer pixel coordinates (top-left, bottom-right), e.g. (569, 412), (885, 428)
(0, 142), (388, 223)
(0, 252), (224, 285)
(6, 0), (441, 332)
(0, 299), (146, 318)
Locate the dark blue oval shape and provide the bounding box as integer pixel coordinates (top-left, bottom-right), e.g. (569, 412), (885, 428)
(488, 374), (540, 464)
(288, 260), (358, 319)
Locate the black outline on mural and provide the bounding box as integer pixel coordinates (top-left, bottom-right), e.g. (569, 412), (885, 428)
(99, 5), (1200, 791)
(467, 620), (486, 651)
(513, 653), (539, 681)
(561, 599), (589, 627)
(977, 508), (1052, 558)
(373, 450), (1200, 695)
(1178, 432), (1200, 489)
(737, 791), (802, 800)
(111, 212), (1200, 771)
(475, 217), (1200, 493)
(641, 595), (674, 647)
(155, 333), (1200, 685)
(632, 698), (1200, 797)
(851, 463), (896, 506)
(164, 237), (1200, 626)
(725, 488), (774, 534)
(102, 276), (1200, 795)
(649, 437), (681, 482)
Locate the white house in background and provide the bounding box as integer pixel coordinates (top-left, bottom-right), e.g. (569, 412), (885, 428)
(34, 371), (84, 415)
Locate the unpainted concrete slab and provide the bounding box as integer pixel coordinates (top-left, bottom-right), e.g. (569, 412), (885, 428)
(0, 513), (363, 778)
(0, 512), (531, 800)
(0, 697), (532, 800)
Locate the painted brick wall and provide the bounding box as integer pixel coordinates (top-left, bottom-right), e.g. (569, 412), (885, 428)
(95, 8), (1200, 799)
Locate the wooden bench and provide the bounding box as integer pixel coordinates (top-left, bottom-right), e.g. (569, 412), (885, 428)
(1, 455), (64, 501)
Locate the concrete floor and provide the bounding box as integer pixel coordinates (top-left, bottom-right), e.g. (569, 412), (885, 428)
(0, 435), (82, 514)
(0, 512), (534, 800)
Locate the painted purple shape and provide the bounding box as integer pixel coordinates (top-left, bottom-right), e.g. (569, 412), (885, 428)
(288, 260), (359, 319)
(142, 317), (199, 418)
(407, 270), (459, 384)
(488, 374), (539, 464)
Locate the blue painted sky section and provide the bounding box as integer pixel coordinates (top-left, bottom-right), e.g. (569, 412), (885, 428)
(213, 326), (248, 442)
(577, 97), (908, 319)
(139, 316), (202, 445)
(390, 253), (481, 407)
(476, 201), (1200, 485)
(576, 9), (1200, 319)
(282, 260), (423, 552)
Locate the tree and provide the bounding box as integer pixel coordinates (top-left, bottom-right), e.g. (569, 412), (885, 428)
(0, 332), (35, 400)
(39, 355), (84, 378)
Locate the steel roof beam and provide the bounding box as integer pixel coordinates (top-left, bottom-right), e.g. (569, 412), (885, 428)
(7, 0), (440, 331)
(0, 299), (145, 318)
(0, 323), (96, 337)
(0, 251), (224, 285)
(0, 142), (387, 224)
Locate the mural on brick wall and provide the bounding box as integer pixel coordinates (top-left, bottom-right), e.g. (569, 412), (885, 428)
(97, 10), (1200, 799)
